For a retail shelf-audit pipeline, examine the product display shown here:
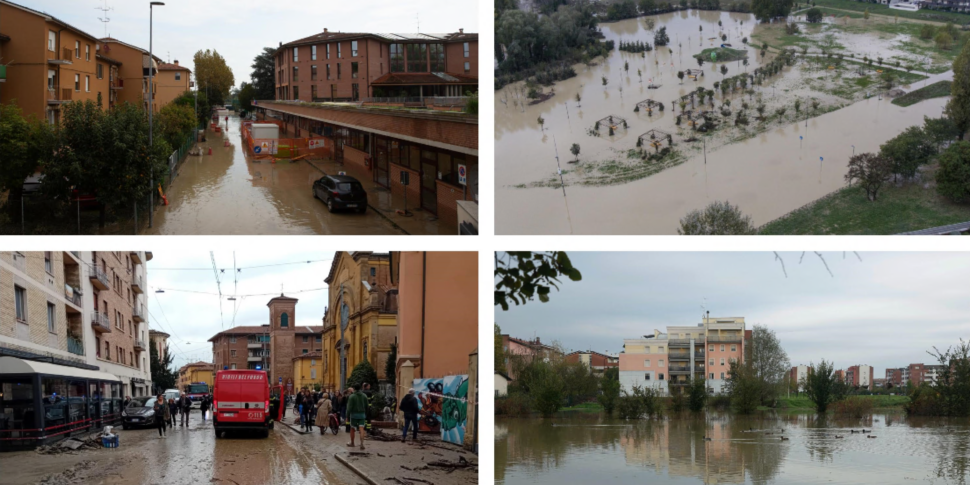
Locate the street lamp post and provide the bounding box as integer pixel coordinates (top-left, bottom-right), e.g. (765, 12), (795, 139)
(148, 1), (164, 229)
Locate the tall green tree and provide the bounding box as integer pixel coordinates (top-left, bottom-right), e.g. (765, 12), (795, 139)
(880, 126), (936, 182)
(172, 90), (210, 129)
(747, 325), (791, 406)
(752, 0), (793, 22)
(926, 339), (970, 417)
(385, 343), (397, 390)
(194, 49), (235, 106)
(725, 359), (761, 414)
(495, 252), (582, 311)
(688, 378), (708, 412)
(238, 82), (257, 111)
(802, 359), (847, 413)
(598, 367), (620, 416)
(935, 141), (970, 203)
(495, 324), (507, 372)
(0, 103), (52, 206)
(347, 359), (379, 390)
(947, 39), (970, 139)
(150, 343), (177, 391)
(157, 103), (197, 149)
(250, 47), (277, 101)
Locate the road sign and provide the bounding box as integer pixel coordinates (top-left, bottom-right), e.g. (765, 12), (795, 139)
(401, 171), (410, 186)
(279, 377), (282, 383)
(254, 146), (262, 154)
(458, 164), (467, 186)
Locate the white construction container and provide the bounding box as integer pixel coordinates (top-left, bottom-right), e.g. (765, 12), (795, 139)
(250, 123), (280, 140)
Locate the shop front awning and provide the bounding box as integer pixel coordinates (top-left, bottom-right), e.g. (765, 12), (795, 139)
(0, 356), (121, 382)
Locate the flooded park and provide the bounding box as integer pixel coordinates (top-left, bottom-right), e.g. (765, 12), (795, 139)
(494, 9), (957, 234)
(141, 115), (405, 236)
(496, 413), (970, 485)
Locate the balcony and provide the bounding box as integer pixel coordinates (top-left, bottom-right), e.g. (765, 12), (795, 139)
(62, 251), (80, 265)
(132, 275), (144, 294)
(91, 312), (111, 333)
(47, 48), (73, 65)
(67, 336), (85, 356)
(669, 352), (690, 361)
(47, 88), (73, 105)
(247, 355), (263, 362)
(669, 365), (691, 375)
(247, 342), (262, 349)
(111, 79), (124, 90)
(134, 339), (146, 351)
(64, 284), (83, 310)
(707, 335), (743, 343)
(669, 381), (690, 386)
(132, 306), (145, 323)
(694, 352), (706, 360)
(130, 251), (142, 265)
(89, 267), (109, 290)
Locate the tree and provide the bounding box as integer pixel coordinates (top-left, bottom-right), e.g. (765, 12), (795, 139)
(678, 70), (685, 83)
(845, 152), (892, 201)
(687, 378), (707, 412)
(0, 103), (52, 206)
(725, 359), (760, 414)
(925, 339), (970, 417)
(238, 82), (257, 111)
(495, 324), (507, 372)
(936, 31), (953, 50)
(935, 141), (970, 203)
(677, 200), (757, 235)
(598, 368), (621, 416)
(654, 26), (670, 47)
(806, 7), (823, 23)
(576, 92), (582, 107)
(495, 252), (582, 311)
(538, 115), (545, 131)
(602, 76), (609, 88)
(923, 116), (961, 152)
(920, 24), (936, 40)
(347, 359), (379, 390)
(570, 143), (581, 161)
(157, 103), (197, 150)
(150, 343), (176, 392)
(172, 90), (210, 129)
(250, 47), (277, 101)
(639, 0), (657, 14)
(720, 64), (728, 78)
(747, 325), (791, 406)
(947, 40), (970, 139)
(880, 126), (935, 181)
(194, 49), (235, 106)
(863, 7), (869, 22)
(752, 0), (793, 23)
(385, 342), (397, 390)
(802, 359), (844, 413)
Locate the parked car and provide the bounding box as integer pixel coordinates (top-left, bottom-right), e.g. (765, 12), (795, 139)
(121, 396), (159, 430)
(312, 174), (368, 213)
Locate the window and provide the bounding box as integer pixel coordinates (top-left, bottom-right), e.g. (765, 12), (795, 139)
(47, 303), (56, 333)
(463, 42), (470, 57)
(105, 342), (110, 360)
(15, 286), (27, 322)
(659, 359), (665, 367)
(293, 47), (298, 62)
(709, 359), (714, 366)
(75, 74), (80, 91)
(720, 358), (725, 366)
(658, 346), (665, 353)
(731, 345), (737, 352)
(311, 65), (317, 81)
(644, 360), (650, 367)
(429, 44), (445, 72)
(337, 63), (341, 79)
(280, 313), (289, 327)
(48, 70), (56, 90)
(315, 336), (322, 343)
(710, 373), (715, 379)
(326, 44), (330, 59)
(351, 40), (358, 57)
(709, 345), (714, 352)
(311, 85), (317, 99)
(464, 62), (470, 73)
(645, 373), (651, 381)
(352, 83), (358, 101)
(292, 66), (298, 82)
(720, 372), (726, 379)
(230, 364), (237, 370)
(326, 64), (331, 80)
(370, 267), (376, 277)
(230, 336), (236, 343)
(337, 42), (342, 58)
(312, 45), (317, 60)
(85, 44), (90, 61)
(406, 44), (427, 72)
(175, 72), (181, 81)
(311, 369), (317, 379)
(45, 251), (53, 274)
(49, 31), (56, 51)
(363, 340), (368, 358)
(75, 41), (80, 58)
(302, 349), (309, 354)
(351, 62), (358, 79)
(303, 336), (309, 343)
(311, 359), (316, 366)
(97, 64), (104, 79)
(85, 76), (90, 92)
(231, 350), (236, 357)
(130, 351), (133, 366)
(659, 373), (665, 381)
(390, 44), (404, 72)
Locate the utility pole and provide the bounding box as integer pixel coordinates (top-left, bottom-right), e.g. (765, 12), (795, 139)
(148, 2), (165, 229)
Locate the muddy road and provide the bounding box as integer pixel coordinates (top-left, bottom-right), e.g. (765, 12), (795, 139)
(0, 418), (355, 485)
(142, 115), (402, 235)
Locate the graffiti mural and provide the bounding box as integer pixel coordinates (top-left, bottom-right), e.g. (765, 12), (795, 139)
(413, 375), (469, 445)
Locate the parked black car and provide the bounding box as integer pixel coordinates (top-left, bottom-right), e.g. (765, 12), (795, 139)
(121, 396), (158, 430)
(312, 174), (368, 213)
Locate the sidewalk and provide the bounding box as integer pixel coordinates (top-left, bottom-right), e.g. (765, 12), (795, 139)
(304, 158), (454, 235)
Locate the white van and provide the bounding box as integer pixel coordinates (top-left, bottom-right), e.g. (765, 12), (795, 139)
(163, 388), (181, 402)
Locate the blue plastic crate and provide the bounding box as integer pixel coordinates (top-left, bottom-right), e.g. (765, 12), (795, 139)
(102, 435), (119, 448)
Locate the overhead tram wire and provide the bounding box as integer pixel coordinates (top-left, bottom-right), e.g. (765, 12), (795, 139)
(148, 259), (332, 272)
(149, 286), (328, 298)
(211, 252), (224, 329)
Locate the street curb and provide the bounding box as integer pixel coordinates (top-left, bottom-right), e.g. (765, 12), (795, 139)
(302, 159), (411, 235)
(334, 452), (380, 485)
(278, 419), (311, 435)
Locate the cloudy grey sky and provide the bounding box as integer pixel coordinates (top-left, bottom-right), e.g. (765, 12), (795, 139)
(495, 252), (970, 376)
(146, 251), (336, 371)
(17, 0), (479, 90)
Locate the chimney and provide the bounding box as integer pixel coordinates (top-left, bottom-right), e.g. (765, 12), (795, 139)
(174, 60), (179, 66)
(459, 28), (464, 34)
(324, 28), (328, 33)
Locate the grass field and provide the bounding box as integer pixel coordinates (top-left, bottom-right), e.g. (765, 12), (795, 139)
(694, 47), (749, 62)
(892, 80), (952, 106)
(809, 0), (970, 24)
(560, 402), (605, 413)
(776, 395), (910, 409)
(760, 172), (970, 234)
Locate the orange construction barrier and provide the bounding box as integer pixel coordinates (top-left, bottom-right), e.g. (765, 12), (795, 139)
(157, 184), (169, 206)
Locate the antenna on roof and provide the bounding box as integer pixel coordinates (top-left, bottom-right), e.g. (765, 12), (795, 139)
(95, 0), (113, 38)
(416, 13), (420, 33)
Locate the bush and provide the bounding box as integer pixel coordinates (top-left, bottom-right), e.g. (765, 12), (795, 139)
(668, 391), (687, 413)
(920, 24), (936, 40)
(678, 200), (756, 235)
(831, 397), (874, 418)
(367, 392), (395, 420)
(496, 393), (533, 417)
(936, 31), (954, 50)
(805, 8), (823, 23)
(904, 384), (944, 416)
(936, 141), (970, 203)
(688, 379), (708, 412)
(616, 385), (662, 419)
(346, 359), (379, 391)
(708, 394), (732, 411)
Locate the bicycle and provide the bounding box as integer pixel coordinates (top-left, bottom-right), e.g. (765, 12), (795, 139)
(328, 413), (340, 435)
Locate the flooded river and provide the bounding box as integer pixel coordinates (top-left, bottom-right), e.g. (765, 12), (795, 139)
(142, 115), (402, 235)
(494, 11), (947, 234)
(496, 413), (970, 485)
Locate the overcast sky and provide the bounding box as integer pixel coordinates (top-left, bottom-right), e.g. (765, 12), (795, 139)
(18, 0), (479, 90)
(495, 252), (970, 376)
(147, 251), (336, 371)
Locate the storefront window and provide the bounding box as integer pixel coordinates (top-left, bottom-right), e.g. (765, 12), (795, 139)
(0, 379), (36, 440)
(438, 152), (453, 184)
(88, 382), (101, 425)
(68, 380), (87, 427)
(41, 377), (68, 430)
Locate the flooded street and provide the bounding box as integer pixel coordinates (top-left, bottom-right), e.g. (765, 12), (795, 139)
(494, 11), (947, 234)
(0, 417), (353, 485)
(496, 413), (970, 485)
(143, 115), (403, 235)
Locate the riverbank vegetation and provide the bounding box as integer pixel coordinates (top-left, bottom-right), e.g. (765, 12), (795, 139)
(891, 80), (952, 107)
(693, 47), (749, 63)
(904, 339), (970, 417)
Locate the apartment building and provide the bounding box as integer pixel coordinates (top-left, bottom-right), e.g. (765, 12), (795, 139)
(156, 60), (192, 107)
(322, 251), (397, 392)
(274, 29), (477, 102)
(0, 1), (111, 124)
(99, 37), (161, 113)
(0, 251), (152, 449)
(149, 328), (169, 360)
(790, 364), (811, 392)
(619, 315), (747, 395)
(845, 364), (874, 390)
(565, 350), (619, 374)
(292, 351), (323, 391)
(208, 296), (322, 394)
(177, 361), (214, 391)
(499, 335), (560, 378)
(886, 367), (904, 387)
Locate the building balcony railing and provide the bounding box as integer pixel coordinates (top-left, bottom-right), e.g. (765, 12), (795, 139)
(47, 88), (74, 105)
(64, 284), (83, 308)
(91, 312), (111, 333)
(67, 336), (85, 356)
(133, 307), (145, 323)
(247, 342), (262, 349)
(134, 339), (146, 351)
(131, 275), (144, 294)
(707, 335), (743, 343)
(669, 352), (690, 361)
(694, 352), (706, 360)
(89, 267), (109, 290)
(669, 381), (690, 386)
(247, 356), (263, 362)
(669, 366), (691, 375)
(130, 251), (143, 265)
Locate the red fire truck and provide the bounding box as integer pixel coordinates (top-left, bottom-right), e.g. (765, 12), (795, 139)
(183, 382), (210, 408)
(212, 369), (273, 438)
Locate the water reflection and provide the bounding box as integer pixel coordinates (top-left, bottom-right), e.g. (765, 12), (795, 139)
(497, 413), (970, 485)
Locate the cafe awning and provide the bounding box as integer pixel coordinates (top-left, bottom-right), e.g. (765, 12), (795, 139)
(0, 356), (121, 382)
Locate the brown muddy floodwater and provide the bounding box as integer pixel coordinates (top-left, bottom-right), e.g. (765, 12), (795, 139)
(142, 115), (402, 235)
(494, 11), (947, 234)
(496, 413), (970, 485)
